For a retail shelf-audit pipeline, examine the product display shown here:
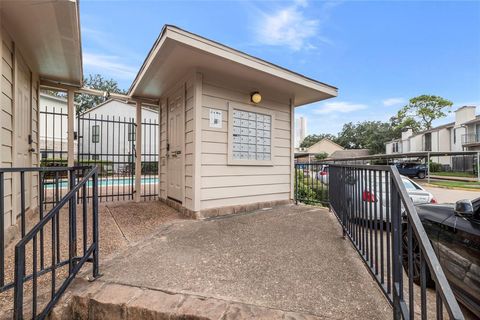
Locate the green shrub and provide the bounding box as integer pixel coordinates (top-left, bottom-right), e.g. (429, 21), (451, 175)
(429, 161), (442, 173)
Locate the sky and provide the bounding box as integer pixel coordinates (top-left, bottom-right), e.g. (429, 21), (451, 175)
(80, 0), (480, 135)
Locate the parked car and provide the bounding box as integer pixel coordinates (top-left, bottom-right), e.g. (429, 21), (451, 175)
(346, 173), (436, 222)
(316, 165), (329, 185)
(395, 163), (427, 179)
(403, 198), (480, 317)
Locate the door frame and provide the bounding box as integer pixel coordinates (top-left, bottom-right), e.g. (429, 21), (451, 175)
(165, 84), (185, 204)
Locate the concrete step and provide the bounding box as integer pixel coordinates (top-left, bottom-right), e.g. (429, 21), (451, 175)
(50, 278), (327, 320)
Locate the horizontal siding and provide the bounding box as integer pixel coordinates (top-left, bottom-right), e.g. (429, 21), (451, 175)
(184, 80), (194, 209)
(1, 28), (14, 228)
(200, 80), (292, 209)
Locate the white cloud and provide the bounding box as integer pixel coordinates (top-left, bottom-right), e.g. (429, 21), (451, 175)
(256, 2), (320, 51)
(382, 97), (406, 107)
(313, 101), (368, 114)
(83, 53), (138, 80)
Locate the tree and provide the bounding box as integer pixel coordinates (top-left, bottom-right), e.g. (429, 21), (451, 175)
(395, 95), (452, 131)
(314, 152), (329, 160)
(336, 121), (397, 154)
(299, 133), (338, 148)
(75, 74), (127, 114)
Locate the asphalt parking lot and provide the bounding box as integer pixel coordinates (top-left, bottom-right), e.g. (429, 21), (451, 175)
(417, 182), (479, 204)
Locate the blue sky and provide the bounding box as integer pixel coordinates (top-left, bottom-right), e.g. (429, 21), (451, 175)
(80, 0), (480, 135)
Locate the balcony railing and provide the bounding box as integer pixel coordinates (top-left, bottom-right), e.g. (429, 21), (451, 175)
(462, 133), (480, 145)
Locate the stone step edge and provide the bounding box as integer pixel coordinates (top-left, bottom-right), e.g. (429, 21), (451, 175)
(49, 278), (329, 320)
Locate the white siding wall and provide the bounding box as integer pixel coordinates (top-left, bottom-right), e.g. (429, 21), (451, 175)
(1, 26), (40, 230)
(1, 28), (14, 228)
(185, 80), (195, 210)
(199, 79), (292, 210)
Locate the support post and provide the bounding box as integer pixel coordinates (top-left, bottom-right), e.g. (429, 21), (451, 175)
(67, 89), (75, 167)
(477, 152), (480, 182)
(135, 101), (142, 202)
(427, 152), (430, 184)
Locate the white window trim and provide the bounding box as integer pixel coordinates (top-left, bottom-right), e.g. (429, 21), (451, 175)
(227, 102), (275, 166)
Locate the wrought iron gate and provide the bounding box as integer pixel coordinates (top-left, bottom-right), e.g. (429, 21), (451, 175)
(77, 114), (136, 201)
(40, 106), (159, 202)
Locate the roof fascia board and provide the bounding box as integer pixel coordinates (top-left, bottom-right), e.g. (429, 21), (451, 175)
(128, 25), (338, 99)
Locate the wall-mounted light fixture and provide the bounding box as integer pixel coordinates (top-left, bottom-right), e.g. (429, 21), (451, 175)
(251, 92), (262, 104)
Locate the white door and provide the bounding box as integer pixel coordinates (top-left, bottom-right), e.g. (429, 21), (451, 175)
(166, 88), (184, 202)
(15, 55), (32, 211)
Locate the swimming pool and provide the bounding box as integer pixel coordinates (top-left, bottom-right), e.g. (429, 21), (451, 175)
(44, 177), (159, 189)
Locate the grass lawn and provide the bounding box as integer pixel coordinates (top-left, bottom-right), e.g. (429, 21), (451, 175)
(430, 180), (480, 190)
(431, 171), (476, 178)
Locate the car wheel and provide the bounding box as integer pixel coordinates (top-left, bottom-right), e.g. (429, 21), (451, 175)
(401, 227), (435, 287)
(417, 171), (426, 179)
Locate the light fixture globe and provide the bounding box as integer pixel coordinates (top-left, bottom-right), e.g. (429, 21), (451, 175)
(251, 92), (262, 104)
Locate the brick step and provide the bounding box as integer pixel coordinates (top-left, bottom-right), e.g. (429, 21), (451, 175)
(49, 278), (326, 320)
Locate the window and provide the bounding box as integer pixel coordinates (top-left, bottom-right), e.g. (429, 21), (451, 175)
(476, 124), (480, 142)
(91, 125), (100, 143)
(392, 142), (399, 153)
(424, 133), (432, 151)
(128, 123), (136, 141)
(453, 128), (456, 144)
(228, 105), (274, 165)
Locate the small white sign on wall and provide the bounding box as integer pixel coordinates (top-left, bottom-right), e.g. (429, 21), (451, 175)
(209, 109), (222, 128)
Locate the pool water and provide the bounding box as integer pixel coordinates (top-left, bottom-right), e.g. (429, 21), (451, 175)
(44, 177), (159, 189)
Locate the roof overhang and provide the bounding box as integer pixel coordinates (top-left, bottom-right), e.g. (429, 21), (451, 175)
(0, 0), (83, 86)
(129, 25), (337, 106)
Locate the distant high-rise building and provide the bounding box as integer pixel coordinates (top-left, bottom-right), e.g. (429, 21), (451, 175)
(295, 117), (307, 148)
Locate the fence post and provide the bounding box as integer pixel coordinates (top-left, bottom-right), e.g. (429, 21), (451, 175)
(390, 172), (402, 320)
(477, 152), (480, 182)
(67, 89), (75, 167)
(135, 101), (142, 202)
(92, 169), (100, 278)
(13, 245), (25, 320)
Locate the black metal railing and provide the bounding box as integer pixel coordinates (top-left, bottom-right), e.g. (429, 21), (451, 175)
(140, 118), (159, 200)
(0, 166), (99, 319)
(328, 164), (464, 319)
(294, 163), (329, 205)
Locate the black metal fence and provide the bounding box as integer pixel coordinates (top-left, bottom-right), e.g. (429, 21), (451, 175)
(39, 108), (160, 202)
(0, 166), (99, 319)
(39, 106), (68, 165)
(140, 118), (159, 200)
(294, 163), (329, 205)
(327, 164), (464, 319)
(77, 114), (136, 201)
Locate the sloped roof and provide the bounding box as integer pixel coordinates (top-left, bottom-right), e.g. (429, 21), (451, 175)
(307, 138), (344, 152)
(1, 0), (83, 86)
(129, 25), (337, 106)
(329, 149), (370, 159)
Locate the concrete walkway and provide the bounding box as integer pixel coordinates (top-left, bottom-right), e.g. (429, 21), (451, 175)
(79, 205), (391, 319)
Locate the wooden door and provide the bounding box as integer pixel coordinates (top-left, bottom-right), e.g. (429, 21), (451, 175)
(166, 88), (184, 202)
(15, 54), (32, 211)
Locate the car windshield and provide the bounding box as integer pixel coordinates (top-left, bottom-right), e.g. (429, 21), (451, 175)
(402, 178), (420, 191)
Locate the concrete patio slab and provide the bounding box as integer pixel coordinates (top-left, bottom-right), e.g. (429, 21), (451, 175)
(89, 204), (391, 319)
